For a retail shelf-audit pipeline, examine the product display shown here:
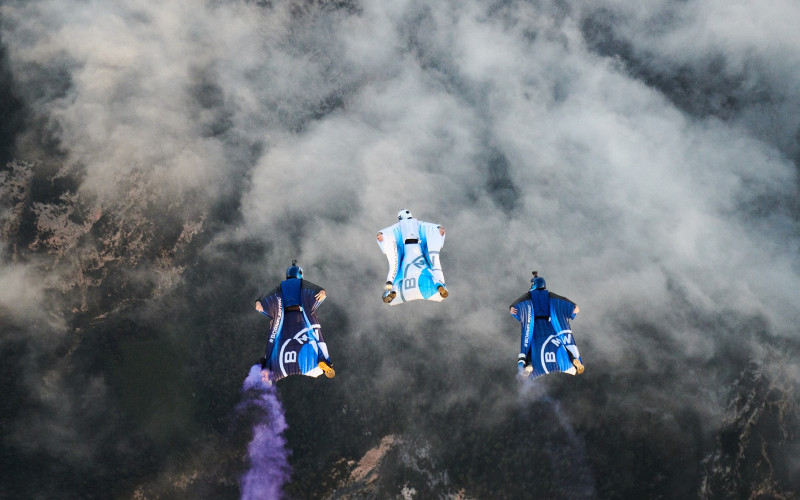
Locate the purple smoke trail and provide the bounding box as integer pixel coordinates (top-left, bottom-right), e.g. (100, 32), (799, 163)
(238, 364), (291, 500)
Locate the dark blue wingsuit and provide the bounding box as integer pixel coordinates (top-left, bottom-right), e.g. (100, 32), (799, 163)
(256, 279), (332, 381)
(510, 288), (582, 378)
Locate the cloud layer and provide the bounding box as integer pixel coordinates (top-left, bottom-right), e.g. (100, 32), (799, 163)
(1, 0), (798, 497)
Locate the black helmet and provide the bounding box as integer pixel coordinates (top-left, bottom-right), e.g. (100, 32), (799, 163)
(286, 260), (303, 279)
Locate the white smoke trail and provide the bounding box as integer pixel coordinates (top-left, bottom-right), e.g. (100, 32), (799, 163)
(518, 378), (598, 498)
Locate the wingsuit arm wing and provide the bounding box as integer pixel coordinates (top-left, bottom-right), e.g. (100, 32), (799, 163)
(256, 285), (282, 318)
(376, 223), (399, 252)
(256, 285), (283, 369)
(301, 280), (326, 312)
(547, 292), (582, 366)
(548, 292), (578, 319)
(377, 223), (401, 284)
(512, 296), (534, 366)
(418, 221), (445, 253)
(509, 292), (531, 321)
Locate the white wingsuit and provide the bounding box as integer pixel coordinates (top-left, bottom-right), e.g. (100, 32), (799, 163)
(376, 210), (448, 305)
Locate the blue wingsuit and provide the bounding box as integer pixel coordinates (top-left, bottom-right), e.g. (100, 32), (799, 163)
(256, 278), (332, 382)
(510, 287), (583, 378)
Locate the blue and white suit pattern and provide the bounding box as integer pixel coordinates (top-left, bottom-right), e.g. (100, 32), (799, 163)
(256, 279), (332, 381)
(510, 289), (582, 378)
(377, 218), (447, 305)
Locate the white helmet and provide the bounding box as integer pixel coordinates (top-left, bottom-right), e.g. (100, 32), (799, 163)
(397, 209), (413, 220)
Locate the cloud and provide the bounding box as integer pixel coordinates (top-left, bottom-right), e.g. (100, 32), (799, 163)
(579, 1), (800, 160)
(238, 0), (799, 350)
(1, 0), (799, 496)
(0, 255), (47, 325)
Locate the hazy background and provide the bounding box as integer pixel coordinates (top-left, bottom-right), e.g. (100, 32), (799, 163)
(1, 0), (798, 498)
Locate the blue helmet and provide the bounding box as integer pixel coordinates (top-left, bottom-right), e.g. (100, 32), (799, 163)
(530, 271), (546, 290)
(286, 260), (303, 279)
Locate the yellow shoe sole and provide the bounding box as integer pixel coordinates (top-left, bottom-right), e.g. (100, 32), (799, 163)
(572, 359), (585, 375)
(437, 286), (449, 298)
(319, 361), (336, 378)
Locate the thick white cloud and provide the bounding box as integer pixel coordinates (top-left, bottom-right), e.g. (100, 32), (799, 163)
(237, 0), (799, 353)
(1, 0), (798, 491)
(0, 255), (47, 324)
